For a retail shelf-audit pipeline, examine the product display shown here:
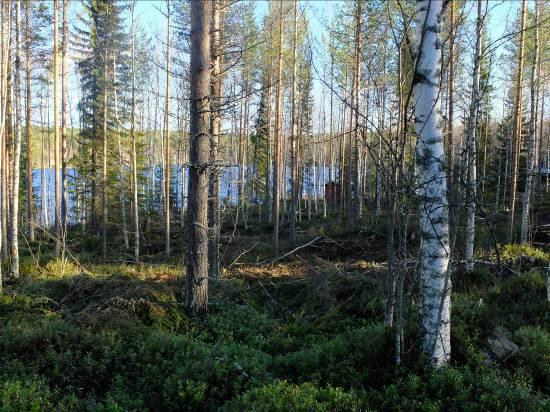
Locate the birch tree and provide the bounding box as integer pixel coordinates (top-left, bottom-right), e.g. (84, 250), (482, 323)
(414, 0), (451, 367)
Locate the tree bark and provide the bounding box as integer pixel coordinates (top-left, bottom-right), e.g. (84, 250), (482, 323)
(272, 0), (283, 254)
(130, 0), (139, 260)
(507, 0), (526, 243)
(11, 0), (22, 278)
(520, 3), (539, 244)
(289, 0), (298, 246)
(53, 0), (61, 257)
(164, 0), (171, 256)
(209, 0), (224, 279)
(415, 0), (451, 368)
(465, 0), (483, 272)
(186, 0), (211, 318)
(25, 0), (33, 241)
(61, 0), (68, 237)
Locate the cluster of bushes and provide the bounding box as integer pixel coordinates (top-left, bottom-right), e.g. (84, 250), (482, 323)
(0, 260), (548, 410)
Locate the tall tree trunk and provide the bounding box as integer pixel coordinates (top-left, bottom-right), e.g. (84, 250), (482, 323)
(10, 0), (22, 278)
(447, 0), (455, 196)
(130, 0), (139, 260)
(289, 0), (298, 246)
(208, 0), (224, 279)
(507, 0), (526, 243)
(0, 0), (7, 289)
(164, 0), (171, 256)
(352, 0), (361, 222)
(465, 0), (483, 273)
(113, 55), (128, 251)
(53, 0), (61, 257)
(61, 0), (68, 238)
(102, 32), (108, 260)
(415, 0), (451, 368)
(520, 3), (539, 244)
(25, 0), (33, 242)
(186, 0), (211, 318)
(272, 0), (283, 254)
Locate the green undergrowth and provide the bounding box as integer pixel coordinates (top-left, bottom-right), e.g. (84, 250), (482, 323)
(0, 258), (549, 411)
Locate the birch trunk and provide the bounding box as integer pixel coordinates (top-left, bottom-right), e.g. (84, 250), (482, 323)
(415, 0), (451, 367)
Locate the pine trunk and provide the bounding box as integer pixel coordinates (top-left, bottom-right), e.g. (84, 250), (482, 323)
(186, 0), (211, 318)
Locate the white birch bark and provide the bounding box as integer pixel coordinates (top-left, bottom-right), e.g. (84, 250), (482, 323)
(414, 0), (451, 367)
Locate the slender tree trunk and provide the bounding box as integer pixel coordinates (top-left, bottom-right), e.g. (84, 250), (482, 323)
(447, 0), (455, 195)
(352, 0), (361, 222)
(0, 0), (7, 289)
(113, 55), (128, 251)
(415, 0), (451, 368)
(25, 0), (33, 242)
(61, 0), (68, 241)
(508, 0), (526, 243)
(186, 0), (211, 318)
(465, 0), (483, 273)
(10, 0), (22, 278)
(53, 0), (61, 257)
(164, 0), (171, 256)
(208, 0), (224, 279)
(272, 0), (283, 253)
(102, 34), (108, 260)
(289, 0), (298, 246)
(130, 1), (139, 260)
(520, 3), (539, 244)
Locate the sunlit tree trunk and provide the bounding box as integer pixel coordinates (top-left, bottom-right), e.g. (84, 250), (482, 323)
(520, 3), (539, 244)
(61, 0), (68, 239)
(10, 0), (22, 278)
(352, 0), (361, 221)
(102, 32), (108, 260)
(507, 0), (526, 243)
(53, 0), (61, 257)
(130, 0), (139, 260)
(272, 0), (283, 253)
(209, 0), (224, 278)
(25, 0), (33, 242)
(186, 0), (211, 318)
(289, 0), (298, 246)
(113, 55), (128, 251)
(465, 0), (483, 273)
(164, 0), (171, 256)
(415, 0), (451, 368)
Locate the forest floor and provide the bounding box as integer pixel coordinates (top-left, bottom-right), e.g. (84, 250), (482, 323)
(0, 218), (549, 411)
